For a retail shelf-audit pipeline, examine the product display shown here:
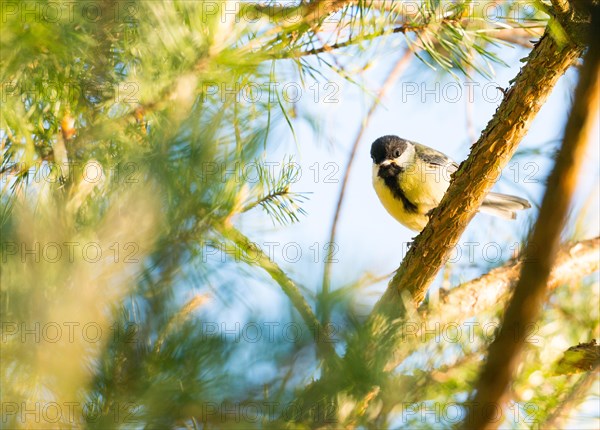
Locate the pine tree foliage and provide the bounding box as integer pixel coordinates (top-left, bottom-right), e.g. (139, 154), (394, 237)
(242, 157), (309, 225)
(1, 1), (598, 429)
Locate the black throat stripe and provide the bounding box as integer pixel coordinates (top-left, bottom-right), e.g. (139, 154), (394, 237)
(378, 166), (418, 213)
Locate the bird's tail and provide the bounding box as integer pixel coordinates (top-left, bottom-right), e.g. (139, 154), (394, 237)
(480, 192), (531, 220)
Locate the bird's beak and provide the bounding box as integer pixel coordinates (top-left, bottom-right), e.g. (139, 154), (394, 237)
(379, 160), (393, 167)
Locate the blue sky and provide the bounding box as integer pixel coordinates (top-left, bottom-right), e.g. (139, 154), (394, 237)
(216, 39), (600, 427)
(233, 40), (599, 312)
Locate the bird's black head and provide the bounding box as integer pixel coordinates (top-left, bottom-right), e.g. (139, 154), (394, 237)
(370, 135), (408, 164)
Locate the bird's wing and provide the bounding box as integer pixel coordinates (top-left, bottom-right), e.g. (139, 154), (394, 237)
(413, 142), (459, 174)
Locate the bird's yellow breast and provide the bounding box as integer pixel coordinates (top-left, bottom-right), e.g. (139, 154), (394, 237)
(397, 161), (448, 208)
(372, 165), (430, 231)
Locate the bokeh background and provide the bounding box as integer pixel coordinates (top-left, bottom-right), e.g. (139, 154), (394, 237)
(2, 1), (598, 428)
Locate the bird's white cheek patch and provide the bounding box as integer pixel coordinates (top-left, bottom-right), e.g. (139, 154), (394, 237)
(395, 151), (412, 166)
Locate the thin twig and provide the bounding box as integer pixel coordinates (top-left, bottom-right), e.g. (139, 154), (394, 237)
(542, 371), (599, 429)
(242, 0), (357, 54)
(272, 22), (546, 59)
(241, 188), (291, 213)
(154, 294), (209, 354)
(217, 224), (340, 365)
(281, 24), (420, 58)
(320, 48), (414, 325)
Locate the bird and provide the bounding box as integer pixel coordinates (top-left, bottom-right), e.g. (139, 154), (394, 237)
(370, 135), (531, 232)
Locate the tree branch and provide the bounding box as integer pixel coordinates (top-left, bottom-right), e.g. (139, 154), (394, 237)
(154, 294), (208, 354)
(550, 0), (570, 15)
(274, 23), (544, 59)
(383, 237), (600, 371)
(301, 0), (358, 25)
(216, 224), (339, 364)
(276, 24), (420, 58)
(372, 25), (583, 319)
(244, 0), (356, 25)
(462, 4), (599, 428)
(428, 237), (600, 318)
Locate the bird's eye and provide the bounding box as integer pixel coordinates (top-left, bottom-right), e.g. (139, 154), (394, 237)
(394, 149), (402, 158)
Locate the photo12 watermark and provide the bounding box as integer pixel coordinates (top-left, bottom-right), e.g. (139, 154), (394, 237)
(399, 401), (541, 426)
(196, 399), (337, 424)
(1, 1), (542, 28)
(397, 320), (540, 345)
(1, 80), (140, 105)
(200, 81), (340, 104)
(200, 240), (339, 264)
(1, 241), (140, 264)
(197, 1), (541, 26)
(1, 319), (538, 347)
(198, 160), (340, 184)
(401, 240), (528, 264)
(0, 321), (341, 346)
(401, 81), (507, 104)
(1, 2), (139, 24)
(1, 401), (140, 426)
(2, 321), (121, 345)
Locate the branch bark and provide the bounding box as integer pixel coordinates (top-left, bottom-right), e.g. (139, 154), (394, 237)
(371, 25), (583, 319)
(427, 237), (600, 318)
(272, 21), (543, 59)
(246, 0), (356, 24)
(276, 24), (420, 58)
(384, 237), (600, 371)
(462, 4), (600, 428)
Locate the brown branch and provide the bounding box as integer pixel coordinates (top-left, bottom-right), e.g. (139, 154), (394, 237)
(371, 25), (584, 319)
(244, 0), (356, 25)
(243, 0), (357, 54)
(256, 0), (548, 59)
(301, 0), (358, 25)
(321, 49), (414, 324)
(277, 23), (545, 59)
(383, 237), (600, 371)
(331, 5), (591, 396)
(463, 4), (600, 428)
(282, 24), (419, 58)
(429, 237), (600, 319)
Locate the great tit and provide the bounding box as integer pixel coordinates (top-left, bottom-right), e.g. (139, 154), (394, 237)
(371, 135), (531, 231)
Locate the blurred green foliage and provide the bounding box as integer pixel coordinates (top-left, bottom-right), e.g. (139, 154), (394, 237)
(1, 1), (597, 429)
